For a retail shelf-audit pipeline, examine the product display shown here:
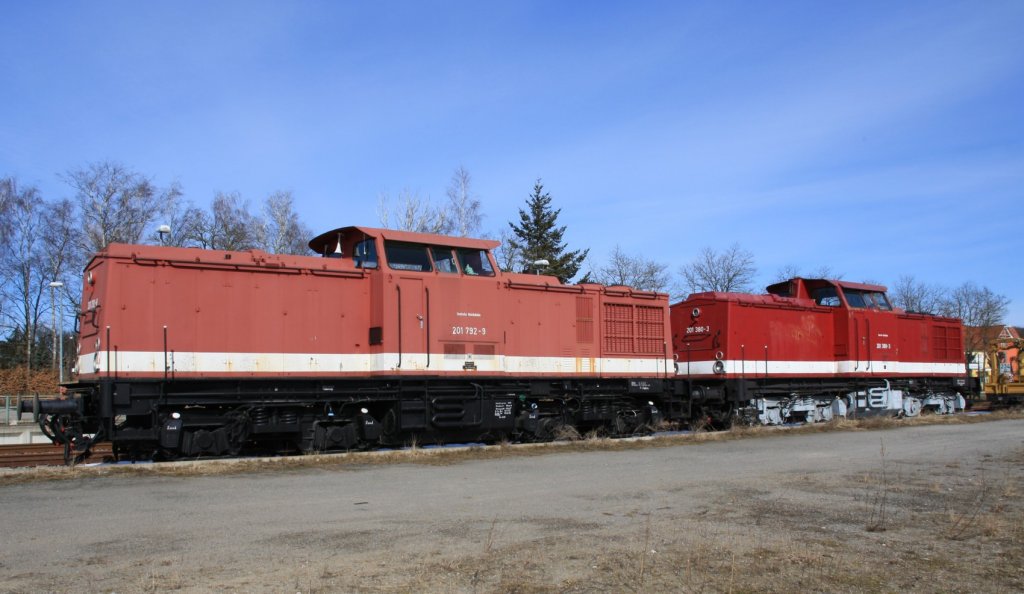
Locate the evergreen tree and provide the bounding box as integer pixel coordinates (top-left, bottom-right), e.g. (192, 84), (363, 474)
(507, 179), (588, 283)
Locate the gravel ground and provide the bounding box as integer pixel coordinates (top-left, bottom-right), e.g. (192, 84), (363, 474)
(2, 418), (1022, 593)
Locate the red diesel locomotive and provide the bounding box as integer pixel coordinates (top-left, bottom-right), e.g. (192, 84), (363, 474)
(672, 278), (967, 425)
(28, 226), (966, 461)
(37, 226), (675, 459)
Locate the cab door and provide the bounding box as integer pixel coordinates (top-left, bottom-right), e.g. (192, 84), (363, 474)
(395, 276), (427, 370)
(848, 310), (871, 373)
(845, 290), (897, 375)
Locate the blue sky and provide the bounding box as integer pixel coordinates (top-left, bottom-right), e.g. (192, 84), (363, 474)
(2, 1), (1023, 321)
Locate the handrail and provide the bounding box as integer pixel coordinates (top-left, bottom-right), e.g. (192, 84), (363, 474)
(425, 287), (431, 369)
(396, 285), (402, 369)
(127, 255), (366, 279)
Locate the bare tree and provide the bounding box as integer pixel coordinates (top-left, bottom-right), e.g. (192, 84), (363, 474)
(493, 228), (521, 272)
(773, 264), (842, 283)
(187, 192), (262, 251)
(0, 180), (49, 371)
(150, 198), (209, 248)
(0, 178), (14, 250)
(148, 191), (312, 254)
(677, 243), (757, 296)
(890, 275), (943, 313)
(773, 264), (802, 284)
(63, 161), (182, 252)
(1, 179), (83, 378)
(377, 167), (485, 237)
(258, 191), (312, 254)
(377, 189), (451, 234)
(445, 166), (482, 237)
(139, 190), (206, 248)
(40, 199), (82, 290)
(592, 245), (670, 292)
(938, 282), (1010, 356)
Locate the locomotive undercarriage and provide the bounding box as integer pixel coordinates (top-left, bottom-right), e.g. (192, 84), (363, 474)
(27, 376), (684, 463)
(25, 374), (968, 463)
(730, 378), (967, 425)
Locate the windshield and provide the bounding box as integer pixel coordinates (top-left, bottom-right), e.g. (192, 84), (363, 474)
(843, 289), (892, 310)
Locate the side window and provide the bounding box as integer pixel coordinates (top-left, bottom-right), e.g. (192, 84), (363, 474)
(384, 242), (432, 272)
(812, 287), (841, 307)
(431, 247), (458, 273)
(353, 239), (378, 269)
(456, 249), (495, 276)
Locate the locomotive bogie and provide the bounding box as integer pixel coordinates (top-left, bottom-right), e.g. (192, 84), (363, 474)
(920, 392), (967, 414)
(745, 395), (847, 425)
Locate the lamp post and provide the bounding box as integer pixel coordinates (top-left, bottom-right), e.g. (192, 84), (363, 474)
(48, 281), (64, 384)
(158, 224), (171, 245)
(532, 259), (550, 275)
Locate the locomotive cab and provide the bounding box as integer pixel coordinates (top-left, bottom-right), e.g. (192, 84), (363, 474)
(766, 278), (891, 311)
(309, 226), (499, 276)
(768, 278), (901, 372)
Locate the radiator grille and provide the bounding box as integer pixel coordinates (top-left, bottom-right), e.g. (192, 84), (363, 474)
(603, 303), (664, 354)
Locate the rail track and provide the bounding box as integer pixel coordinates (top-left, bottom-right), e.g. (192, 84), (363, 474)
(0, 442), (113, 468)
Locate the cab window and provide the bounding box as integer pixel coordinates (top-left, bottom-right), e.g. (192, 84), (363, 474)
(353, 239), (378, 269)
(869, 292), (893, 311)
(431, 247), (458, 273)
(855, 290), (893, 311)
(845, 290), (868, 308)
(456, 248), (494, 276)
(812, 287), (841, 307)
(843, 289), (894, 310)
(384, 241), (432, 272)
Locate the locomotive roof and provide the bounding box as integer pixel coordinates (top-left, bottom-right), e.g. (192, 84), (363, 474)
(308, 226), (500, 254)
(764, 277), (889, 296)
(832, 279), (889, 292)
(682, 278), (892, 306)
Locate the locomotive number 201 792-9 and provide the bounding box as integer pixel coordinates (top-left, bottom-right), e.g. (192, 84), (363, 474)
(452, 326), (487, 336)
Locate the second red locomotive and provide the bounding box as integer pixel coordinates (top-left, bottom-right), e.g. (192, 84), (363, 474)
(672, 277), (967, 425)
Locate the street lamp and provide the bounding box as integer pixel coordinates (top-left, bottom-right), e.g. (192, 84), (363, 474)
(48, 281), (64, 384)
(158, 224), (171, 245)
(532, 259), (550, 275)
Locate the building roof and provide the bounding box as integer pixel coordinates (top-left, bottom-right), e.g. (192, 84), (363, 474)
(964, 325), (1020, 349)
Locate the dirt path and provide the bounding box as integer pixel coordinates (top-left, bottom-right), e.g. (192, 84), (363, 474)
(2, 419), (1023, 592)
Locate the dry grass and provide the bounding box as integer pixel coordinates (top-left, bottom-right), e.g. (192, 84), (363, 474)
(309, 446), (1023, 594)
(3, 418), (1023, 593)
(3, 409), (1022, 487)
(260, 459), (1024, 593)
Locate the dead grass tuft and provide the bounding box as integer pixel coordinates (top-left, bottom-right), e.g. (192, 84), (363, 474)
(552, 424), (582, 441)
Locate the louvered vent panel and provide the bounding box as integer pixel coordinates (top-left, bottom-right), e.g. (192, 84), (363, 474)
(636, 305), (664, 354)
(604, 303), (634, 353)
(576, 296), (594, 343)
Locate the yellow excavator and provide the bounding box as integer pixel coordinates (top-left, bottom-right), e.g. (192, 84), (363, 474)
(984, 337), (1024, 405)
